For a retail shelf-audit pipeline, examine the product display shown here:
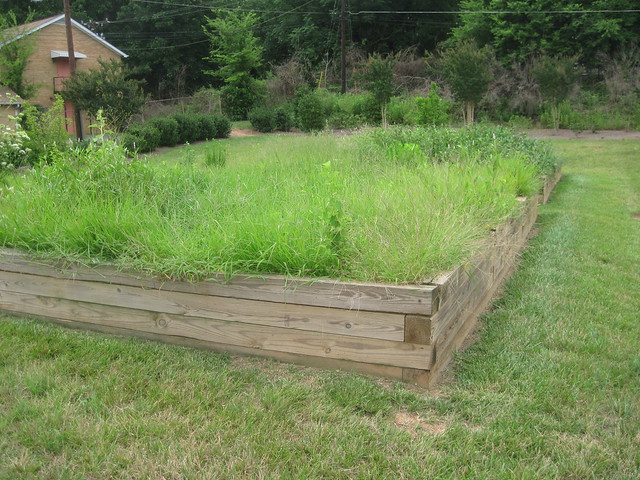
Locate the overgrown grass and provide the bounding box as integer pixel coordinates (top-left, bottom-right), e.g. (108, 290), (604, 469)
(0, 126), (555, 283)
(1, 139), (638, 478)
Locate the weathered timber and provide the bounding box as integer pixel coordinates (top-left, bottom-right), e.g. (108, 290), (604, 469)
(0, 249), (437, 315)
(0, 271), (404, 341)
(0, 291), (431, 369)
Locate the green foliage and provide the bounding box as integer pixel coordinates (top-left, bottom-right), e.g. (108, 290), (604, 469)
(204, 12), (265, 119)
(386, 96), (418, 125)
(171, 114), (200, 144)
(295, 91), (326, 132)
(531, 55), (582, 129)
(0, 11), (36, 99)
(361, 124), (560, 175)
(248, 106), (275, 133)
(62, 60), (146, 132)
(453, 0), (640, 67)
(273, 104), (294, 131)
(0, 123), (30, 170)
(147, 117), (179, 147)
(360, 54), (396, 126)
(121, 124), (161, 153)
(441, 40), (494, 124)
(415, 83), (451, 126)
(211, 114), (232, 138)
(20, 96), (70, 163)
(204, 141), (226, 168)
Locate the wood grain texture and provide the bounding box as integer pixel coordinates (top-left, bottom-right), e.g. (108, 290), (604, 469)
(0, 291), (432, 369)
(0, 270), (405, 341)
(6, 312), (406, 382)
(0, 249), (437, 315)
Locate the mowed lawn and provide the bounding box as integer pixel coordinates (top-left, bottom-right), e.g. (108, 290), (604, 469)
(1, 139), (639, 479)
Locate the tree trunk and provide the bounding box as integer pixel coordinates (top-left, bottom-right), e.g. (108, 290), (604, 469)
(465, 101), (475, 125)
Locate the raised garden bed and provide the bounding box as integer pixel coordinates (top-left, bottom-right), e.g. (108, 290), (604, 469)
(0, 171), (560, 387)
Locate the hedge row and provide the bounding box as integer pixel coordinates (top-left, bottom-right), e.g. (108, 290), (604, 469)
(121, 113), (231, 153)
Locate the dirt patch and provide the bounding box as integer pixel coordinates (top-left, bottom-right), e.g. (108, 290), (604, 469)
(632, 213), (640, 220)
(393, 411), (447, 437)
(230, 128), (264, 138)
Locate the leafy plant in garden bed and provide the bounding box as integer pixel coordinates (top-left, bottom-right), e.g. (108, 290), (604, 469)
(0, 127), (559, 283)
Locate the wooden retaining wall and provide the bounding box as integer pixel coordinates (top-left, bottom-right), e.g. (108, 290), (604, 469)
(0, 171), (561, 387)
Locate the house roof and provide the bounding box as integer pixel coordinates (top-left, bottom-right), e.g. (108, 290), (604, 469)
(0, 86), (24, 105)
(1, 14), (128, 58)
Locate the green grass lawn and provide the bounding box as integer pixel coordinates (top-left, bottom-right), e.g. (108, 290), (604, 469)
(1, 139), (639, 479)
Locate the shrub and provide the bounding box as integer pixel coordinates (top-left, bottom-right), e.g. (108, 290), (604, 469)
(0, 124), (31, 170)
(273, 105), (294, 131)
(121, 124), (161, 153)
(171, 114), (200, 143)
(248, 106), (275, 133)
(211, 114), (232, 138)
(387, 96), (417, 125)
(327, 111), (366, 130)
(147, 117), (179, 147)
(415, 83), (451, 126)
(351, 94), (381, 124)
(20, 96), (70, 163)
(296, 91), (326, 132)
(194, 114), (217, 140)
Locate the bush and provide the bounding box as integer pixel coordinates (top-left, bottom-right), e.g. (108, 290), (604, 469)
(211, 114), (232, 138)
(121, 124), (161, 153)
(327, 111), (366, 130)
(387, 96), (417, 125)
(415, 84), (450, 126)
(351, 94), (381, 124)
(194, 114), (217, 140)
(20, 96), (70, 163)
(0, 125), (31, 170)
(171, 114), (200, 143)
(273, 105), (294, 131)
(147, 117), (179, 147)
(248, 106), (275, 133)
(296, 91), (326, 132)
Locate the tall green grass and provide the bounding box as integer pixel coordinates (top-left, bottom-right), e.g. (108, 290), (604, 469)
(0, 127), (557, 283)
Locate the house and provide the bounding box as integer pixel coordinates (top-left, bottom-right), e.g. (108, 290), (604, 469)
(0, 86), (23, 129)
(0, 14), (128, 135)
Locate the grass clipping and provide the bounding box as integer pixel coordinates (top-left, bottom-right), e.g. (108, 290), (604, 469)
(0, 126), (559, 283)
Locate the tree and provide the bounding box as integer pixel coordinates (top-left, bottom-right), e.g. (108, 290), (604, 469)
(0, 11), (37, 99)
(441, 40), (494, 124)
(453, 0), (640, 67)
(361, 54), (395, 127)
(531, 54), (582, 129)
(62, 60), (146, 131)
(203, 11), (265, 119)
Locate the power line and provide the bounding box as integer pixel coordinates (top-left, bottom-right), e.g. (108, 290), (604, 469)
(350, 9), (640, 15)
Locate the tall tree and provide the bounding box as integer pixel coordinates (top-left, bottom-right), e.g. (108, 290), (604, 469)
(453, 0), (640, 66)
(203, 11), (265, 119)
(441, 40), (494, 124)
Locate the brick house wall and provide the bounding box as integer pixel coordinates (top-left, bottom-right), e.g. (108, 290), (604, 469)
(3, 16), (127, 135)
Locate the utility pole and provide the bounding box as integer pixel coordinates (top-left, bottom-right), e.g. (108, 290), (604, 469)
(63, 0), (83, 140)
(340, 0), (346, 94)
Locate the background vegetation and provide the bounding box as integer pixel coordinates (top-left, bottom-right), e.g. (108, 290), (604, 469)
(1, 1), (638, 130)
